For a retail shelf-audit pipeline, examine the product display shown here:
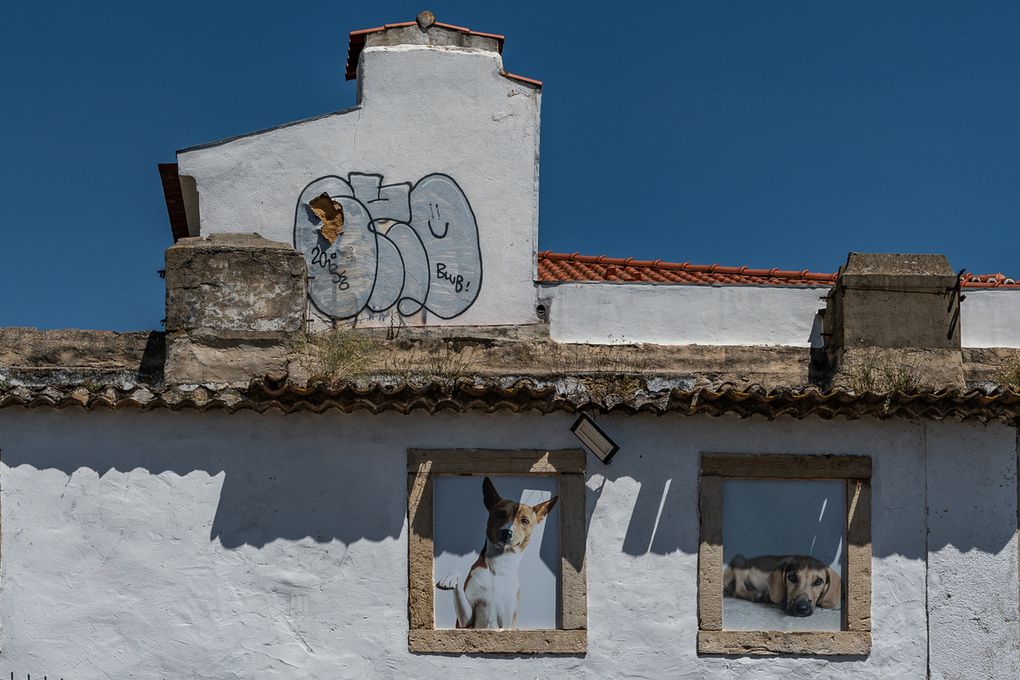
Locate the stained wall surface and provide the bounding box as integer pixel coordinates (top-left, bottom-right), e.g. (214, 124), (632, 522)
(1, 409), (1015, 679)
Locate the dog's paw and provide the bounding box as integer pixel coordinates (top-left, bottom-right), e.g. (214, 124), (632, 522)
(435, 574), (460, 591)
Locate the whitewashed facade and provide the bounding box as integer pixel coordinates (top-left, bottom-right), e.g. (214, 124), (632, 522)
(1, 15), (1018, 680)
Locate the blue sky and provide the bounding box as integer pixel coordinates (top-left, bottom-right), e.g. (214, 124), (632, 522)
(1, 1), (1017, 331)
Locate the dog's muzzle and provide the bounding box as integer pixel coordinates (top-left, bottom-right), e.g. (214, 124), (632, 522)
(498, 528), (513, 543)
(791, 598), (813, 617)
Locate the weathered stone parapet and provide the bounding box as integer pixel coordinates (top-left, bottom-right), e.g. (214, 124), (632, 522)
(0, 328), (164, 386)
(0, 328), (163, 371)
(822, 253), (965, 389)
(164, 234), (307, 386)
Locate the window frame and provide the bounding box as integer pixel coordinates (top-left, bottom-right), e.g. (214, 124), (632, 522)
(407, 448), (587, 654)
(697, 453), (872, 656)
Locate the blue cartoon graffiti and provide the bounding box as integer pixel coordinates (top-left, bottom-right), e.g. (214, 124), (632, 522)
(294, 172), (482, 321)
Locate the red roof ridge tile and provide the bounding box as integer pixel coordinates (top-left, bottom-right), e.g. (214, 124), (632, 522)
(471, 29), (508, 41)
(499, 71), (543, 88)
(962, 272), (1019, 288)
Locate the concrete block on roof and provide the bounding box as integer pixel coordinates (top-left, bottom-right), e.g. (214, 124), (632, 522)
(824, 252), (961, 351)
(823, 252), (965, 389)
(165, 234), (307, 334)
(163, 234), (306, 386)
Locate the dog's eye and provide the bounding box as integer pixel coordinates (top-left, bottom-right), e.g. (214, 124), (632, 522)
(520, 517), (530, 525)
(813, 577), (824, 587)
(787, 573), (798, 583)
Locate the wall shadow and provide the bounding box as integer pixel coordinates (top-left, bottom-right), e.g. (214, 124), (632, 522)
(578, 415), (1013, 560)
(2, 411), (1014, 557)
(618, 476), (696, 557)
(207, 445), (407, 548)
(1, 411), (407, 549)
(579, 430), (699, 558)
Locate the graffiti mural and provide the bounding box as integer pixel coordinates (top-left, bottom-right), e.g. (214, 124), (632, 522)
(294, 172), (482, 321)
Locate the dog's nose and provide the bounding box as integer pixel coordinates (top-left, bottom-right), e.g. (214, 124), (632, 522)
(793, 600), (812, 617)
(498, 529), (513, 542)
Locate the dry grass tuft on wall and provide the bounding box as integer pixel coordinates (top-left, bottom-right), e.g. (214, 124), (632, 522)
(842, 350), (926, 393)
(384, 344), (470, 380)
(299, 326), (375, 383)
(999, 356), (1020, 390)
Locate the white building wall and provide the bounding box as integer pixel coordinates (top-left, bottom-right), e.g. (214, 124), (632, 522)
(1, 409), (1015, 679)
(178, 45), (541, 329)
(925, 421), (1020, 680)
(960, 288), (1020, 348)
(543, 282), (828, 346)
(543, 282), (1020, 349)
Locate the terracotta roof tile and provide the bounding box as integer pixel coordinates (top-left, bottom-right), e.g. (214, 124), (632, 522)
(537, 251), (1020, 289)
(3, 378), (1019, 422)
(538, 251), (837, 287)
(960, 272), (1019, 288)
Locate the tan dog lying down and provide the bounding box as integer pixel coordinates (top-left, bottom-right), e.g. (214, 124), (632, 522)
(724, 554), (841, 617)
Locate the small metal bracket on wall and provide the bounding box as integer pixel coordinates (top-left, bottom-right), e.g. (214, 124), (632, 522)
(947, 268), (966, 341)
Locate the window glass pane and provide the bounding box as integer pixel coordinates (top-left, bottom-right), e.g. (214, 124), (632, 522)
(433, 476), (560, 629)
(722, 479), (844, 632)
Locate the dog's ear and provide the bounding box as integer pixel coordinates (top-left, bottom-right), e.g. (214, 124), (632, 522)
(768, 564), (788, 606)
(730, 554), (747, 569)
(819, 567), (842, 609)
(482, 477), (501, 510)
(531, 495), (558, 523)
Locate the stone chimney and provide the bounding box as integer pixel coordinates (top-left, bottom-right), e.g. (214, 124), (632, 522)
(346, 11), (504, 81)
(822, 253), (965, 389)
(163, 234), (306, 385)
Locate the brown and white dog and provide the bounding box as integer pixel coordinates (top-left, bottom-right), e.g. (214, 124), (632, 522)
(724, 554), (841, 617)
(436, 477), (558, 629)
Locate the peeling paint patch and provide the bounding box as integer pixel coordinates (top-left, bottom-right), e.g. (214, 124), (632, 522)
(309, 193), (345, 245)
